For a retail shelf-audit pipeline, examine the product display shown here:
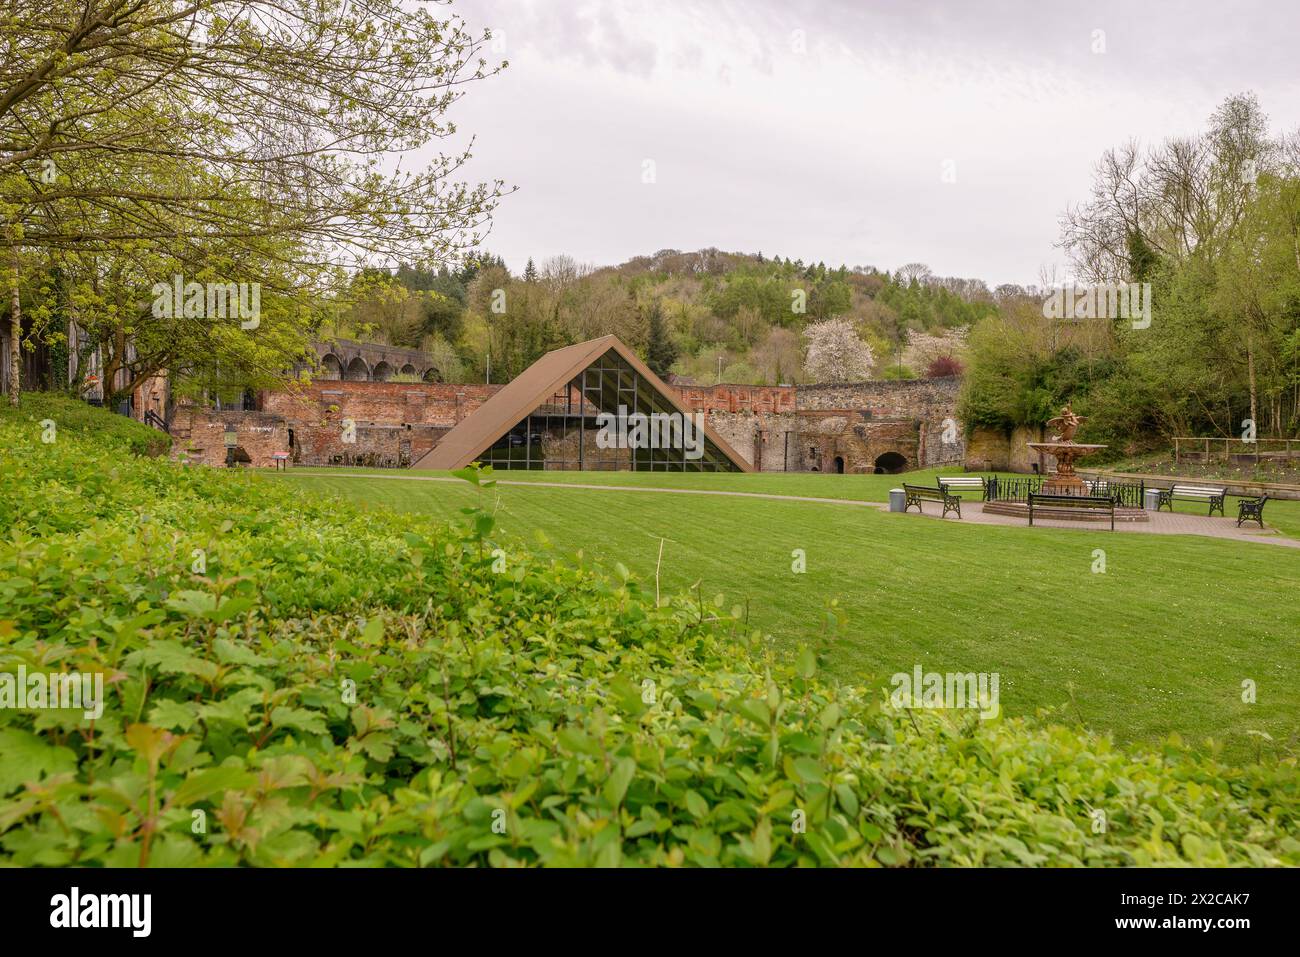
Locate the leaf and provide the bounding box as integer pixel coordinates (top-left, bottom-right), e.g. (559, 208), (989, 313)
(606, 676), (649, 718)
(603, 757), (636, 807)
(0, 730), (76, 796)
(683, 790), (709, 820)
(148, 698), (199, 731)
(732, 699), (770, 727)
(126, 723), (175, 768)
(359, 617), (384, 646)
(270, 706), (328, 736)
(786, 756), (824, 784)
(451, 467), (481, 487)
(796, 646), (817, 678)
(164, 590), (217, 618)
(172, 765), (256, 807)
(131, 641), (219, 682)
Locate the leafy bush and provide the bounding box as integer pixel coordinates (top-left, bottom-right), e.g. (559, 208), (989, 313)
(0, 403), (1297, 866)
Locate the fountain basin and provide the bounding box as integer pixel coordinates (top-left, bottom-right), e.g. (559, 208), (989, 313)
(1027, 442), (1108, 493)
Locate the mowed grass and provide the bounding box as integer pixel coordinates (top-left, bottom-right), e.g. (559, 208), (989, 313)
(269, 467), (1300, 760)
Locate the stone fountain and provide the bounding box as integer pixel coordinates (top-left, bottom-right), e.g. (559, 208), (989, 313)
(1026, 401), (1106, 493)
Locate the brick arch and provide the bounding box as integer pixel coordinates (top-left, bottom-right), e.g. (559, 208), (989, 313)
(873, 451), (907, 474)
(399, 363), (417, 377)
(372, 361), (394, 382)
(319, 354), (343, 380)
(344, 357), (370, 381)
(422, 367), (442, 383)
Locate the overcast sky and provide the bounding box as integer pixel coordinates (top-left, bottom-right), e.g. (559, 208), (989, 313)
(444, 0), (1300, 287)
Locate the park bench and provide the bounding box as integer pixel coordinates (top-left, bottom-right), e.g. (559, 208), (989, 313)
(904, 483), (962, 519)
(937, 475), (987, 500)
(1028, 492), (1115, 530)
(1236, 494), (1269, 528)
(1156, 484), (1227, 517)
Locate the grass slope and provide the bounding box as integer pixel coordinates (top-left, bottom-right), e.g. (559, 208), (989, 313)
(274, 467), (1300, 759)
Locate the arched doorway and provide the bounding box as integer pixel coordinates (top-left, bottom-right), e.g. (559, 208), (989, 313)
(833, 456), (845, 474)
(873, 451), (907, 474)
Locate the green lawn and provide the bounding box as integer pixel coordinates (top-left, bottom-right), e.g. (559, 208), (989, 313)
(268, 467), (1300, 760)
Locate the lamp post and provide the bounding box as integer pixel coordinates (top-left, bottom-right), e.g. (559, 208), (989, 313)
(223, 427), (238, 468)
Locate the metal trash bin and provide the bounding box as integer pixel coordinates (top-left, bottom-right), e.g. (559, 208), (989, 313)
(1143, 488), (1162, 511)
(889, 488), (907, 513)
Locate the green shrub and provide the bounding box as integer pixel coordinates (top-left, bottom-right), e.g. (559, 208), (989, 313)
(0, 393), (170, 458)
(0, 405), (1297, 866)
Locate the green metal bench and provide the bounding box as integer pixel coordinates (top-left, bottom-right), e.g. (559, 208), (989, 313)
(903, 483), (962, 519)
(1236, 494), (1269, 528)
(1156, 484), (1226, 517)
(937, 476), (988, 500)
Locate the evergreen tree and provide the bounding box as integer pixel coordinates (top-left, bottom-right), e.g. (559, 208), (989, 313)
(644, 300), (678, 378)
(524, 258), (538, 283)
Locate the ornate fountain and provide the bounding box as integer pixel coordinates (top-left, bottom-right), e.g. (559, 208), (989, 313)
(1026, 401), (1107, 493)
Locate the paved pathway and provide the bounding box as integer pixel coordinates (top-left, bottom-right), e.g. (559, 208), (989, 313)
(281, 471), (1300, 549)
(907, 500), (1300, 548)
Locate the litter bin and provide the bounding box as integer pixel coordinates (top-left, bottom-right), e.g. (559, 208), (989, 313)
(889, 488), (907, 513)
(1143, 488), (1162, 511)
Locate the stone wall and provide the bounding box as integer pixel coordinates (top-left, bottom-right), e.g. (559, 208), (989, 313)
(965, 425), (1048, 473)
(666, 377), (964, 474)
(303, 338), (444, 382)
(702, 411), (800, 471)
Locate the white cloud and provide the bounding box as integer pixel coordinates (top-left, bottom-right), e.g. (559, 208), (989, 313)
(443, 0), (1300, 285)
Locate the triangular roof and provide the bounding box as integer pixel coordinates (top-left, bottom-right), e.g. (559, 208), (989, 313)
(411, 335), (753, 471)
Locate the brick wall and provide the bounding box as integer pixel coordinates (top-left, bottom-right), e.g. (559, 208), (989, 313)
(172, 372), (970, 475)
(261, 380), (498, 428)
(172, 379), (500, 468)
(675, 383), (796, 415)
(171, 410), (290, 468)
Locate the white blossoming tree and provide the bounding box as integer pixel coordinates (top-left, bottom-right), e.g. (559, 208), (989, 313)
(802, 319), (876, 382)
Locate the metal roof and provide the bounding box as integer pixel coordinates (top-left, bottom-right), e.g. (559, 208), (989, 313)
(410, 335), (754, 471)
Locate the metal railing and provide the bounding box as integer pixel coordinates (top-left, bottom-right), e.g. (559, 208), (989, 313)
(143, 409), (170, 434)
(985, 475), (1145, 507)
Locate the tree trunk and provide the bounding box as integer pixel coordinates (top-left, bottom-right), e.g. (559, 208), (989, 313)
(7, 246), (19, 408)
(101, 326), (126, 410)
(1246, 337), (1258, 437)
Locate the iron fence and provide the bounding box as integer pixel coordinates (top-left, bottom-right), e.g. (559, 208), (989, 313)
(984, 475), (1145, 507)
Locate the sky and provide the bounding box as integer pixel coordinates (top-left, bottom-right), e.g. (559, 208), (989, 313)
(439, 0), (1300, 287)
